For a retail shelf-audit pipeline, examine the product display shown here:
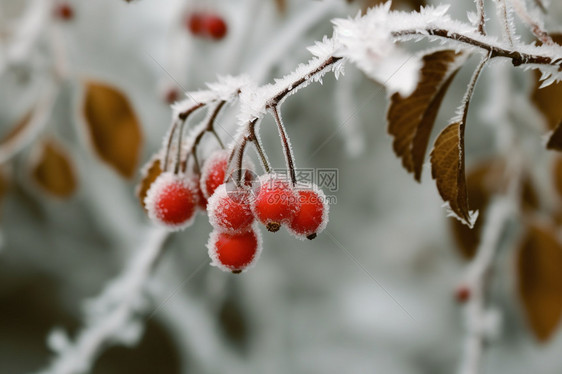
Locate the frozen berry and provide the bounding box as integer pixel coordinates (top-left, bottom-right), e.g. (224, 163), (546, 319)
(253, 174), (298, 232)
(144, 172), (198, 230)
(200, 150), (229, 199)
(203, 15), (227, 40)
(208, 183), (254, 233)
(54, 3), (74, 21)
(288, 184), (329, 240)
(208, 227), (262, 273)
(200, 150), (254, 199)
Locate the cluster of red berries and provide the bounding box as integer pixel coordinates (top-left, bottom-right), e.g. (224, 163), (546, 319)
(143, 149), (329, 274)
(185, 12), (228, 41)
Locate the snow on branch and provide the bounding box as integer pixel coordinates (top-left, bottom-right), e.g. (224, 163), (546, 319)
(35, 227), (169, 374)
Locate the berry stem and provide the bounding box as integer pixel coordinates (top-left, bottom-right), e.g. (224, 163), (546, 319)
(270, 105), (296, 186)
(248, 120), (271, 173)
(183, 100), (227, 174)
(163, 102), (205, 172)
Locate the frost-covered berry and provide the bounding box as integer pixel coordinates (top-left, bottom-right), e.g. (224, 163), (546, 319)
(200, 150), (229, 199)
(204, 15), (227, 40)
(207, 227), (262, 273)
(54, 3), (74, 21)
(208, 183), (254, 234)
(288, 184), (329, 240)
(144, 172), (198, 230)
(253, 174), (298, 232)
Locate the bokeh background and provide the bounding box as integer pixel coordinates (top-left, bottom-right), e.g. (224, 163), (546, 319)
(2, 0), (562, 373)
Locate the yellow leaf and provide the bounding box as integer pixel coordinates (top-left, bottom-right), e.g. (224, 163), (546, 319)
(518, 223), (562, 342)
(387, 50), (464, 181)
(83, 82), (143, 179)
(31, 139), (77, 198)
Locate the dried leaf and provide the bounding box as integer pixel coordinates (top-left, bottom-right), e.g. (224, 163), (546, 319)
(83, 82), (142, 178)
(388, 50), (464, 181)
(531, 34), (562, 131)
(31, 139), (77, 198)
(430, 121), (476, 227)
(136, 153), (162, 211)
(518, 223), (562, 342)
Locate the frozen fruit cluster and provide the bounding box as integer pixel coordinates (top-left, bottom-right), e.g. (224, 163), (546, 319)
(143, 149), (329, 274)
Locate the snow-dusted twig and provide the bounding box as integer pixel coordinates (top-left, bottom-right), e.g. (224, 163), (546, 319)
(475, 0), (486, 35)
(458, 198), (513, 374)
(493, 0), (516, 46)
(509, 0), (553, 45)
(35, 227), (169, 374)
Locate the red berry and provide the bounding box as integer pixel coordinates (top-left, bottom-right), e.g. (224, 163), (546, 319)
(208, 183), (254, 233)
(455, 285), (471, 303)
(203, 15), (227, 40)
(253, 174), (298, 232)
(144, 172), (198, 230)
(186, 13), (204, 35)
(288, 184), (329, 240)
(200, 150), (229, 199)
(54, 3), (74, 21)
(208, 227), (262, 273)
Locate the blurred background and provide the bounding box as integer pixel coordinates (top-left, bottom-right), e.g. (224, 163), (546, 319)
(2, 0), (562, 373)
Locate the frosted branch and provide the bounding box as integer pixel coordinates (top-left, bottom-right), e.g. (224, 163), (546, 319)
(509, 0), (553, 45)
(35, 227), (169, 374)
(458, 199), (512, 374)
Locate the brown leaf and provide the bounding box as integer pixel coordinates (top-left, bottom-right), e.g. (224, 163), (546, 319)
(136, 153), (162, 211)
(430, 121), (475, 226)
(518, 222), (562, 342)
(388, 50), (464, 181)
(31, 139), (77, 198)
(83, 81), (143, 178)
(531, 34), (562, 132)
